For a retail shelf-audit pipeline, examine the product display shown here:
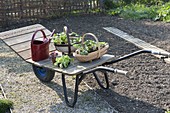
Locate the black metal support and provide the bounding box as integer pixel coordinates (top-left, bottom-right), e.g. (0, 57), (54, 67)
(93, 71), (109, 89)
(78, 74), (87, 85)
(61, 49), (170, 107)
(104, 49), (170, 65)
(61, 73), (80, 107)
(104, 49), (152, 65)
(61, 70), (110, 107)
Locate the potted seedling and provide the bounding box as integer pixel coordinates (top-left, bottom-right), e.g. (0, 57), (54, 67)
(53, 55), (74, 68)
(52, 26), (81, 54)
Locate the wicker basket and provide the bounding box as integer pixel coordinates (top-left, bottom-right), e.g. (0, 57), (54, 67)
(73, 33), (109, 62)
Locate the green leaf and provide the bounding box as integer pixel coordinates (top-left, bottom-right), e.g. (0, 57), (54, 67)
(54, 55), (73, 68)
(53, 31), (81, 44)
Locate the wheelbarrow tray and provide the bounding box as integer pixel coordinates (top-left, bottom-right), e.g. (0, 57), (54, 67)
(0, 24), (56, 60)
(1, 24), (169, 108)
(0, 24), (115, 75)
(0, 24), (116, 107)
(26, 54), (114, 75)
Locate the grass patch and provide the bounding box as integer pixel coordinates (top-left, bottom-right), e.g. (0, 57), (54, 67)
(165, 109), (170, 113)
(107, 4), (158, 20)
(120, 4), (158, 20)
(0, 99), (13, 113)
(156, 2), (170, 22)
(106, 1), (170, 22)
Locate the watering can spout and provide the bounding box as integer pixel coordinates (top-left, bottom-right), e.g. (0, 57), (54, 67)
(49, 29), (56, 42)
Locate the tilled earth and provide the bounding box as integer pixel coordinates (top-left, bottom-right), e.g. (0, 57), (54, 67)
(1, 15), (170, 113)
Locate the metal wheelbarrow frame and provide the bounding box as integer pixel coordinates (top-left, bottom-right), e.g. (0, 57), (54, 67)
(30, 49), (170, 107)
(0, 24), (169, 107)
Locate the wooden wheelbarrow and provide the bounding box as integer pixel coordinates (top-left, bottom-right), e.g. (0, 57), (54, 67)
(0, 24), (169, 107)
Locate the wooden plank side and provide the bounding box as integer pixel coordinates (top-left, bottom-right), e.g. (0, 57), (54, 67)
(26, 58), (63, 73)
(26, 54), (115, 75)
(49, 43), (56, 52)
(0, 24), (56, 61)
(17, 43), (56, 60)
(18, 49), (32, 60)
(26, 58), (54, 67)
(3, 29), (51, 46)
(103, 27), (170, 63)
(0, 24), (45, 39)
(10, 41), (56, 53)
(61, 54), (115, 75)
(11, 41), (31, 52)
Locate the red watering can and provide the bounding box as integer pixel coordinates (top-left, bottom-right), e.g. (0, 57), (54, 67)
(31, 29), (54, 61)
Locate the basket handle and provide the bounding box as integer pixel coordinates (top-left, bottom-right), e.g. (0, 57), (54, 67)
(63, 26), (71, 55)
(82, 33), (101, 58)
(31, 29), (47, 44)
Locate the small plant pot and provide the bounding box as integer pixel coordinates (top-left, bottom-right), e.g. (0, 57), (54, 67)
(53, 26), (81, 55)
(54, 44), (77, 53)
(50, 51), (58, 64)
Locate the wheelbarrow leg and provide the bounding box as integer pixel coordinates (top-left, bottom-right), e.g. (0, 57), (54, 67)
(93, 71), (109, 89)
(61, 73), (80, 107)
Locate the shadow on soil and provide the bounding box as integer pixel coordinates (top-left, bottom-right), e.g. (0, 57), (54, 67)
(0, 55), (32, 74)
(95, 88), (165, 113)
(42, 80), (115, 113)
(43, 81), (75, 104)
(42, 78), (165, 113)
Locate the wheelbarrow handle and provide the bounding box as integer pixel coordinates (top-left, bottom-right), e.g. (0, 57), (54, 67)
(99, 66), (129, 76)
(151, 50), (170, 57)
(114, 69), (129, 76)
(83, 66), (129, 76)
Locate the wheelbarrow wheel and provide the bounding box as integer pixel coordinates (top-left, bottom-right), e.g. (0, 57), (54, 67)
(32, 65), (55, 82)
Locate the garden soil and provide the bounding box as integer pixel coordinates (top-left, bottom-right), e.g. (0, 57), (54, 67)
(0, 15), (170, 113)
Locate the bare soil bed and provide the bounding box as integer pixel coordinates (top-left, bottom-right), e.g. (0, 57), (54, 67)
(39, 15), (170, 113)
(1, 14), (170, 113)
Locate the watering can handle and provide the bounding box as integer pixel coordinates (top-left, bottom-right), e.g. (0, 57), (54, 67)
(31, 29), (47, 43)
